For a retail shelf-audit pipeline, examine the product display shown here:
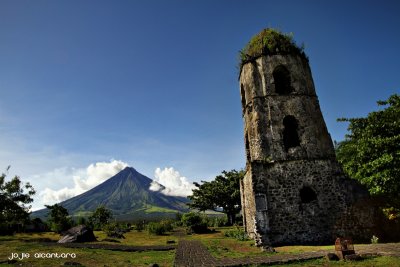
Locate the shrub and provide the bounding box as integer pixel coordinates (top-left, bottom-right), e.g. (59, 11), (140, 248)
(103, 222), (125, 239)
(371, 235), (379, 244)
(239, 28), (307, 67)
(224, 226), (249, 241)
(77, 217), (86, 225)
(181, 212), (209, 234)
(174, 213), (183, 226)
(160, 219), (174, 232)
(116, 223), (130, 233)
(147, 222), (166, 235)
(135, 222), (145, 232)
(208, 216), (227, 227)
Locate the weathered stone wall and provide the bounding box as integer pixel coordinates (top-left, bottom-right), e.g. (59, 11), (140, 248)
(239, 53), (380, 247)
(240, 55), (335, 162)
(240, 171), (256, 238)
(250, 159), (372, 245)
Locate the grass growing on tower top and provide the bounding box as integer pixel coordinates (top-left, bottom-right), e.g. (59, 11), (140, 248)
(239, 28), (307, 69)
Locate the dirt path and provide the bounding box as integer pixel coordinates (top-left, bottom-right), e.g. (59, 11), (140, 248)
(44, 242), (176, 252)
(174, 241), (400, 267)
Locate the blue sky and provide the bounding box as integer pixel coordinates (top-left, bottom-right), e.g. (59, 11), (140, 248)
(1, 0), (399, 210)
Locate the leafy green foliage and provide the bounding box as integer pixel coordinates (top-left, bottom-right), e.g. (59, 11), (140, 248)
(336, 94), (400, 218)
(146, 219), (174, 235)
(181, 212), (209, 234)
(188, 169), (244, 225)
(103, 222), (125, 238)
(134, 221), (145, 232)
(147, 222), (166, 235)
(205, 216), (228, 227)
(371, 235), (379, 244)
(77, 217), (86, 225)
(45, 204), (71, 233)
(88, 205), (113, 230)
(174, 212), (183, 226)
(160, 219), (174, 232)
(0, 166), (35, 234)
(224, 226), (250, 241)
(239, 28), (306, 68)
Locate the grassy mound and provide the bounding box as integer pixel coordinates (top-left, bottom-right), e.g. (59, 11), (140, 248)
(239, 28), (307, 67)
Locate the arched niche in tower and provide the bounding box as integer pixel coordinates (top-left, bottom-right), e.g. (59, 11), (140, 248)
(283, 115), (300, 151)
(240, 84), (246, 112)
(273, 65), (293, 95)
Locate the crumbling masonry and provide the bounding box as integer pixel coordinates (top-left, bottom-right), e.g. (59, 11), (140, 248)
(239, 29), (380, 247)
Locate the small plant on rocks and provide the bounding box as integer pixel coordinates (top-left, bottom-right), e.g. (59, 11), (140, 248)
(371, 235), (379, 244)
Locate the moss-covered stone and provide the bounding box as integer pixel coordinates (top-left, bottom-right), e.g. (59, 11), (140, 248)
(239, 28), (307, 67)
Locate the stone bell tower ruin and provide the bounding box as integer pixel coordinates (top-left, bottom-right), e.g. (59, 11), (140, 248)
(239, 29), (379, 247)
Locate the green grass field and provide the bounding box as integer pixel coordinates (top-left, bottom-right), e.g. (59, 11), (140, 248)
(1, 228), (400, 266)
(0, 231), (175, 267)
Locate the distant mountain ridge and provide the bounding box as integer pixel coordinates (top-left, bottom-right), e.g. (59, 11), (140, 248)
(32, 167), (189, 220)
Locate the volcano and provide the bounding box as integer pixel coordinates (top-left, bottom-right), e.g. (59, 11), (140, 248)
(32, 167), (189, 220)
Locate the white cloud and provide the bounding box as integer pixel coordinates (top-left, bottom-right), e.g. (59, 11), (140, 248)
(149, 180), (163, 192)
(40, 187), (81, 205)
(150, 167), (195, 197)
(39, 160), (128, 207)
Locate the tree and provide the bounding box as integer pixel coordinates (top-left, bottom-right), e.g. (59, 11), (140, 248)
(336, 94), (400, 218)
(188, 169), (245, 225)
(0, 166), (35, 233)
(181, 212), (208, 233)
(88, 205), (113, 230)
(45, 204), (71, 233)
(77, 217), (86, 226)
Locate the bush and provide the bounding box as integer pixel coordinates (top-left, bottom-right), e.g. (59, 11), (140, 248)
(224, 226), (249, 241)
(174, 213), (183, 226)
(135, 222), (145, 232)
(160, 219), (174, 232)
(181, 212), (209, 234)
(207, 216), (227, 227)
(371, 235), (379, 244)
(103, 222), (125, 239)
(116, 223), (130, 233)
(147, 222), (166, 235)
(239, 28), (307, 67)
(77, 217), (86, 225)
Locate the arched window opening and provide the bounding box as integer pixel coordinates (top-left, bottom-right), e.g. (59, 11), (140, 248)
(240, 84), (246, 111)
(300, 186), (317, 203)
(245, 133), (251, 162)
(273, 65), (292, 95)
(283, 115), (300, 151)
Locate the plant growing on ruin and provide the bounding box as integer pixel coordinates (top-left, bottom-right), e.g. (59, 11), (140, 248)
(239, 28), (306, 68)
